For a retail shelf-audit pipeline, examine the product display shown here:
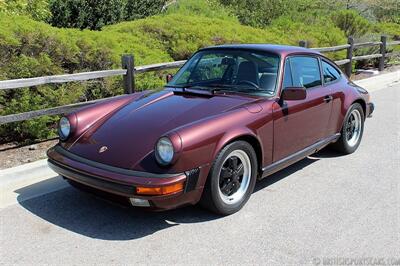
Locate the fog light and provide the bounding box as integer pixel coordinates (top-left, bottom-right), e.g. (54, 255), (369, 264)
(129, 198), (150, 207)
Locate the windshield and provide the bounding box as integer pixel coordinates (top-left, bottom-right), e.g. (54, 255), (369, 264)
(166, 49), (280, 95)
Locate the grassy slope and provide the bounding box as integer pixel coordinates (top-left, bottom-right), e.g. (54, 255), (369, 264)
(0, 2), (349, 141)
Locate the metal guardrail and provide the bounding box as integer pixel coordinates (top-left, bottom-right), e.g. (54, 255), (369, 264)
(0, 36), (399, 125)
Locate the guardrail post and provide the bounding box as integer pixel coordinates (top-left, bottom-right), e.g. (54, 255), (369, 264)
(379, 35), (387, 71)
(299, 40), (308, 48)
(345, 36), (354, 77)
(122, 55), (135, 94)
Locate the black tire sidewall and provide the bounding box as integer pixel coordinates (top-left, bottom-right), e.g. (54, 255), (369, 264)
(208, 141), (258, 215)
(340, 103), (365, 153)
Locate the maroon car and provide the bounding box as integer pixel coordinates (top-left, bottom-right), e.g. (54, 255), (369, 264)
(47, 44), (374, 215)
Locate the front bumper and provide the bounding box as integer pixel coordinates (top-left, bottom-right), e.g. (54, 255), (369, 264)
(367, 102), (375, 117)
(47, 145), (203, 210)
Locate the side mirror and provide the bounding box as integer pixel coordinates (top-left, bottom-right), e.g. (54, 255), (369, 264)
(281, 87), (306, 101)
(166, 74), (174, 83)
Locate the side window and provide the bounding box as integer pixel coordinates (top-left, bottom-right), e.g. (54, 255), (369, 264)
(289, 56), (322, 89)
(282, 59), (293, 88)
(322, 60), (341, 83)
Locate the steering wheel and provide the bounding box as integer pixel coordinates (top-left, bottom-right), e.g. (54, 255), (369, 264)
(237, 80), (260, 89)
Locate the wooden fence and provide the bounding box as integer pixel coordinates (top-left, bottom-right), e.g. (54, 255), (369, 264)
(0, 35), (399, 125)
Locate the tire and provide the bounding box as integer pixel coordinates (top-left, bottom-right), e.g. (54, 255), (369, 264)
(200, 141), (258, 215)
(332, 103), (365, 154)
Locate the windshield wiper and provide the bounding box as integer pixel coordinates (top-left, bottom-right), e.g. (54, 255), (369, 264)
(166, 84), (234, 93)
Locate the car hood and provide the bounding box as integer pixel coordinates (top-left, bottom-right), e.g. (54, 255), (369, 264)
(67, 89), (258, 171)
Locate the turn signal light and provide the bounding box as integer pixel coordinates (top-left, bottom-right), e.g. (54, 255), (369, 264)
(136, 182), (184, 196)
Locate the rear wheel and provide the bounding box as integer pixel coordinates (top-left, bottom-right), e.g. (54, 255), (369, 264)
(200, 141), (257, 215)
(333, 103), (364, 154)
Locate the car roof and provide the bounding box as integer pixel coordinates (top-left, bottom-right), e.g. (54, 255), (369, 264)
(199, 44), (321, 56)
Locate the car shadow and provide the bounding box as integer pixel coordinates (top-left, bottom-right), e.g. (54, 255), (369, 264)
(16, 154), (326, 241)
(16, 184), (220, 240)
(311, 148), (346, 159)
(254, 156), (319, 193)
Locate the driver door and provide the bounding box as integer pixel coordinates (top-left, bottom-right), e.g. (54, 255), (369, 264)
(272, 56), (333, 161)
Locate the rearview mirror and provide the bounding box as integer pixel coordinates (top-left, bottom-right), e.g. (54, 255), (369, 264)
(281, 87), (306, 101)
(166, 74), (174, 83)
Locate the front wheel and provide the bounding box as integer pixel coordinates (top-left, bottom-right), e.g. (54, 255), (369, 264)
(200, 141), (258, 215)
(333, 103), (365, 154)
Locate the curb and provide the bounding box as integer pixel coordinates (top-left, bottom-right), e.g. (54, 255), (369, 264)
(0, 159), (69, 208)
(354, 71), (399, 92)
(0, 159), (54, 186)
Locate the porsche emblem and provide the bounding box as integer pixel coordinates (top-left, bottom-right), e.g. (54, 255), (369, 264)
(98, 146), (108, 153)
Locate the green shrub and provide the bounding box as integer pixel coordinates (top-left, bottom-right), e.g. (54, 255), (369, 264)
(164, 0), (236, 22)
(48, 0), (167, 30)
(331, 10), (371, 38)
(0, 0), (51, 21)
(49, 0), (126, 30)
(105, 14), (287, 60)
(218, 0), (325, 28)
(375, 22), (400, 41)
(270, 15), (347, 48)
(367, 0), (400, 24)
(124, 0), (166, 21)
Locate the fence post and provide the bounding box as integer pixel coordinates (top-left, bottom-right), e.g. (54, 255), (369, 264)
(345, 36), (354, 78)
(121, 55), (135, 94)
(379, 35), (387, 71)
(299, 40), (308, 48)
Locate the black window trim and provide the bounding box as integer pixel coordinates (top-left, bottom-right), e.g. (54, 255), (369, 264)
(320, 57), (343, 86)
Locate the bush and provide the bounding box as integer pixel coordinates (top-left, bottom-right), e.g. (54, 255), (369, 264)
(0, 0), (50, 21)
(218, 0), (324, 28)
(375, 22), (400, 41)
(124, 0), (166, 21)
(331, 10), (371, 38)
(164, 0), (235, 22)
(49, 0), (126, 30)
(105, 14), (287, 60)
(48, 0), (167, 30)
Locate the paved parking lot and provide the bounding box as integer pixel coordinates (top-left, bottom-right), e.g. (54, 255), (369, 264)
(1, 81), (399, 265)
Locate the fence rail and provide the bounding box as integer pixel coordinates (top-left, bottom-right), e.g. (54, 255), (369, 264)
(0, 35), (399, 125)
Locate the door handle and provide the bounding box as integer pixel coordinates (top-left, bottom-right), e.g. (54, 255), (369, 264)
(323, 95), (333, 103)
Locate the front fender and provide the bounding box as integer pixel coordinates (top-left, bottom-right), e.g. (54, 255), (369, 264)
(173, 106), (271, 174)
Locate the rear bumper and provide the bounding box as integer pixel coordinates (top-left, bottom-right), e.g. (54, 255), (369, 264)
(47, 145), (204, 210)
(367, 102), (375, 117)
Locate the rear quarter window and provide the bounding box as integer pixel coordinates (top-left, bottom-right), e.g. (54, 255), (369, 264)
(322, 60), (341, 84)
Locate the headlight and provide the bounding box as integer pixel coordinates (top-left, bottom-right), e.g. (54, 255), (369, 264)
(155, 137), (174, 165)
(58, 117), (71, 140)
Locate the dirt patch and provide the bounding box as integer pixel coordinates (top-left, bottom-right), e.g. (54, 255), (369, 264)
(352, 65), (400, 80)
(0, 139), (58, 170)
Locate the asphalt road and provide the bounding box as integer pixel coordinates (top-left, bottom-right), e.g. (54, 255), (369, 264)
(1, 83), (399, 265)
